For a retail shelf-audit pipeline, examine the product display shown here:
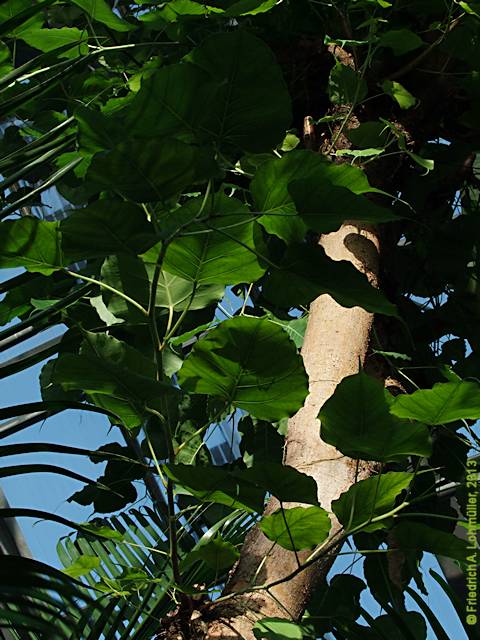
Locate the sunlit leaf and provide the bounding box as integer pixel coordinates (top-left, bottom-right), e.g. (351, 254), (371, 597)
(178, 316), (308, 420)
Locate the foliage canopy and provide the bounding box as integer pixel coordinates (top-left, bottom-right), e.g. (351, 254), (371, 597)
(0, 0), (479, 639)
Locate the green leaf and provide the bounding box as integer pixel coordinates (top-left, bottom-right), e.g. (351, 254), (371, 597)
(367, 612), (427, 640)
(251, 151), (325, 244)
(177, 316), (308, 420)
(60, 200), (156, 261)
(62, 555), (101, 578)
(378, 29), (423, 56)
(259, 506), (330, 551)
(319, 371), (432, 462)
(53, 333), (177, 428)
(346, 121), (390, 148)
(181, 537), (240, 571)
(20, 27), (88, 58)
(239, 416), (284, 467)
(265, 313), (308, 349)
(289, 180), (399, 233)
(186, 31), (292, 152)
(163, 192), (267, 285)
(101, 254), (224, 322)
(71, 0), (134, 31)
(0, 218), (62, 274)
(87, 137), (216, 202)
(165, 464), (266, 512)
(390, 380), (480, 425)
(241, 464), (318, 505)
(335, 147), (384, 158)
(382, 79), (416, 109)
(332, 472), (414, 532)
(166, 463), (318, 511)
(329, 62), (368, 104)
(253, 618), (304, 639)
(127, 31), (291, 153)
(0, 0), (44, 37)
(393, 522), (468, 562)
(224, 0), (279, 16)
(263, 244), (397, 316)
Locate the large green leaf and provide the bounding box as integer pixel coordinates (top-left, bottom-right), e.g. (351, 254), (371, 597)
(20, 27), (88, 57)
(124, 62), (212, 142)
(87, 137), (216, 202)
(289, 180), (399, 233)
(185, 30), (292, 152)
(101, 254), (224, 322)
(332, 472), (414, 533)
(263, 244), (397, 315)
(319, 371), (432, 462)
(177, 316), (308, 420)
(165, 464), (266, 512)
(0, 217), (62, 274)
(393, 522), (468, 562)
(378, 29), (423, 56)
(163, 192), (267, 285)
(52, 332), (177, 428)
(251, 150), (325, 243)
(390, 380), (480, 425)
(126, 31), (291, 153)
(61, 200), (156, 261)
(166, 462), (318, 512)
(259, 506), (331, 551)
(71, 0), (134, 31)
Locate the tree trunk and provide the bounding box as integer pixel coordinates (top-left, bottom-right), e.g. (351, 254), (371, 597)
(204, 222), (381, 639)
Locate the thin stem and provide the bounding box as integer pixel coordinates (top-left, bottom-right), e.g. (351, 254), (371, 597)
(63, 269), (148, 316)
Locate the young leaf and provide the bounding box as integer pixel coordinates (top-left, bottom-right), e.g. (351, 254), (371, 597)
(382, 79), (416, 109)
(253, 618), (304, 639)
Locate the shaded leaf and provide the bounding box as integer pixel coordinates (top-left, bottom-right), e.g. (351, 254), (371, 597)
(378, 29), (423, 56)
(393, 521), (468, 562)
(87, 137), (216, 202)
(329, 62), (367, 104)
(319, 371), (432, 462)
(61, 200), (156, 261)
(263, 244), (397, 316)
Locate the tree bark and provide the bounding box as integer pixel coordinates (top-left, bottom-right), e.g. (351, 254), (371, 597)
(204, 222), (381, 639)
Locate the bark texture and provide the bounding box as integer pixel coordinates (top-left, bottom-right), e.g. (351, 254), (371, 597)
(204, 222), (381, 639)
